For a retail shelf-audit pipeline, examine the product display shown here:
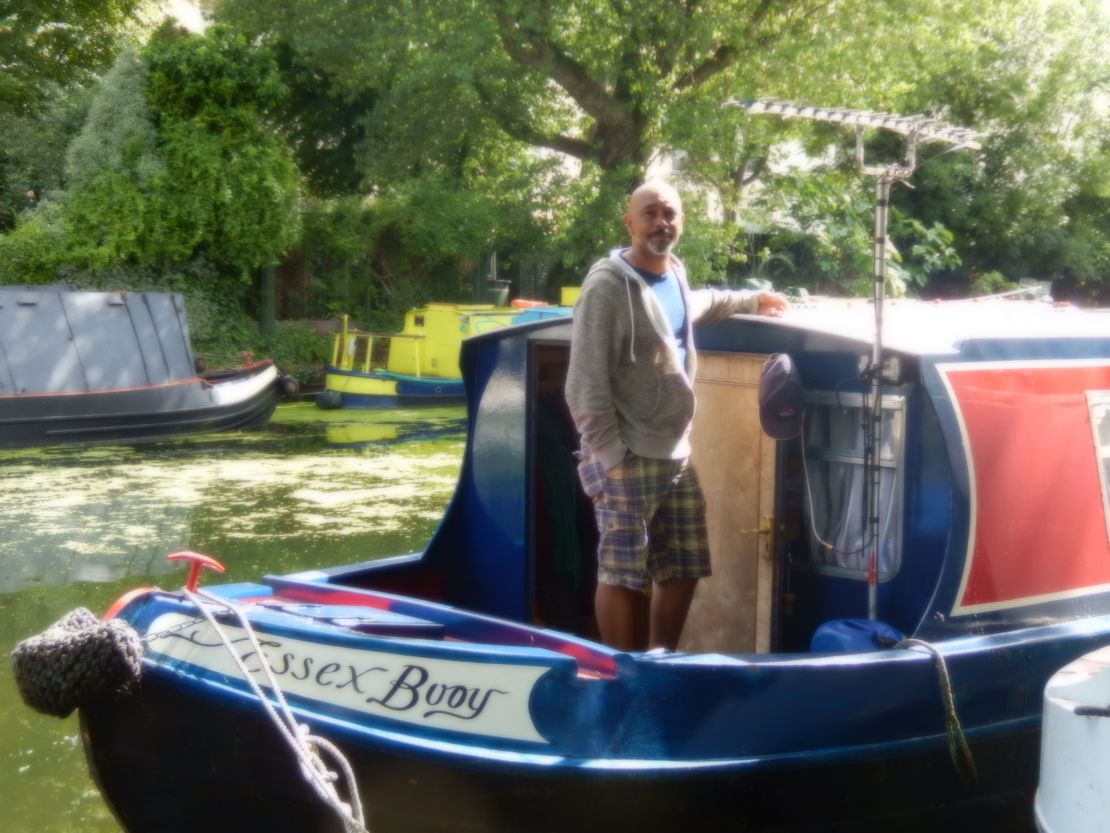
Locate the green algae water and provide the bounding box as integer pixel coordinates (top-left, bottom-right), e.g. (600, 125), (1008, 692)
(0, 403), (466, 833)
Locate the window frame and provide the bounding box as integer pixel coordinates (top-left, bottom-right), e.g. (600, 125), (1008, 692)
(795, 390), (908, 581)
(1087, 390), (1110, 548)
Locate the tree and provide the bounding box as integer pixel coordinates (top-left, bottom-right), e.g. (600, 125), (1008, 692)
(203, 3), (985, 260)
(60, 23), (301, 278)
(891, 0), (1110, 298)
(0, 0), (142, 120)
(0, 88), (91, 232)
(0, 1), (142, 231)
(0, 23), (302, 304)
(61, 47), (167, 267)
(269, 41), (379, 197)
(208, 0), (1108, 296)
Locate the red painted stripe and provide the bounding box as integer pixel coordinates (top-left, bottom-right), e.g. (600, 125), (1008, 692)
(946, 363), (1110, 609)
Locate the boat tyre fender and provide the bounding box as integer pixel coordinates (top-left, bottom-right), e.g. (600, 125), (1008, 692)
(316, 389), (343, 409)
(10, 607), (143, 718)
(279, 374), (300, 398)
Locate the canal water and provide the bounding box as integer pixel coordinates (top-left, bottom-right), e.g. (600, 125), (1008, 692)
(0, 403), (467, 832)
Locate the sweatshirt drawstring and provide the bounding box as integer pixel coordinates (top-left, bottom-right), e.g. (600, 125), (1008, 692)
(625, 276), (637, 363)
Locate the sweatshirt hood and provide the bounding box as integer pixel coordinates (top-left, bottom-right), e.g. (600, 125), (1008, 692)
(603, 249), (687, 364)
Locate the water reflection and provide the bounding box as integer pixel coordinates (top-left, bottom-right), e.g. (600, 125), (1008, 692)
(0, 402), (466, 832)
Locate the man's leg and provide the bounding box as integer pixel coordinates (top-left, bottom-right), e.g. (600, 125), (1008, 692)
(648, 577), (698, 650)
(582, 452), (651, 651)
(594, 583), (650, 651)
(646, 459), (710, 651)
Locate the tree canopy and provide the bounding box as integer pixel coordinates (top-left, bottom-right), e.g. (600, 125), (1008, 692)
(0, 0), (143, 120)
(206, 0), (1107, 296)
(1, 23), (301, 283)
(1, 0), (1106, 316)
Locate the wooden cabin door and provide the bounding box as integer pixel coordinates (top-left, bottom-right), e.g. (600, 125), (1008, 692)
(679, 351), (778, 654)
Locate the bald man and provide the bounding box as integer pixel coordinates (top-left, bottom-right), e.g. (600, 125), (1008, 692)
(565, 181), (788, 651)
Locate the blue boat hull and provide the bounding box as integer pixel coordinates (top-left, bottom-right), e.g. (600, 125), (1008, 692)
(319, 367), (465, 409)
(72, 305), (1110, 832)
(82, 665), (1038, 833)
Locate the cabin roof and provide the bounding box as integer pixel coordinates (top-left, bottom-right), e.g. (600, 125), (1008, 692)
(755, 298), (1110, 356)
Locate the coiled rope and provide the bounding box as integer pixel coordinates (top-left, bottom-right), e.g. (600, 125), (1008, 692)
(896, 637), (978, 784)
(185, 588), (370, 833)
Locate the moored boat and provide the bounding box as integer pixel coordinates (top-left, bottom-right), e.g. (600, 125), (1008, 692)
(317, 302), (569, 408)
(0, 287), (286, 447)
(62, 295), (1110, 833)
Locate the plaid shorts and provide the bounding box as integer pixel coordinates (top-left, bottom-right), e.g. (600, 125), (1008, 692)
(577, 451), (710, 591)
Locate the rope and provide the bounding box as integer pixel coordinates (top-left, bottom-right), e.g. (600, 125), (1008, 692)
(1074, 705), (1110, 718)
(11, 607), (143, 718)
(184, 589), (369, 833)
(896, 638), (978, 784)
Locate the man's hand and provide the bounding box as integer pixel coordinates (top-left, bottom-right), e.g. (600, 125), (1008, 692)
(756, 292), (790, 317)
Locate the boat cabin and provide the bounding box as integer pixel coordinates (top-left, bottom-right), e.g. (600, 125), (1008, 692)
(329, 303), (569, 382)
(0, 287), (197, 394)
(312, 298), (1110, 655)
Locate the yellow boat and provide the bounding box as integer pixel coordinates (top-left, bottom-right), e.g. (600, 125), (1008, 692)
(317, 302), (569, 408)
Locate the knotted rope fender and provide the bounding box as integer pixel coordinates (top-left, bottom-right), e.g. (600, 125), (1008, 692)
(11, 607), (143, 718)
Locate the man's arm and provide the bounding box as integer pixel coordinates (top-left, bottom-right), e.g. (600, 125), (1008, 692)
(565, 275), (628, 469)
(689, 288), (789, 324)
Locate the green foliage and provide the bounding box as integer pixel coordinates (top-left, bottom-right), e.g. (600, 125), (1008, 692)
(144, 24), (289, 122)
(269, 41), (378, 196)
(5, 0), (1103, 309)
(0, 0), (142, 120)
(252, 322), (332, 382)
(0, 201), (69, 284)
(62, 48), (167, 267)
(0, 88), (92, 232)
(745, 168), (875, 294)
(302, 180), (500, 316)
(1, 24), (305, 292)
(968, 270), (1014, 295)
(141, 24), (302, 274)
(1, 24), (304, 291)
(888, 0), (1110, 295)
(890, 214), (961, 287)
(203, 1), (1003, 294)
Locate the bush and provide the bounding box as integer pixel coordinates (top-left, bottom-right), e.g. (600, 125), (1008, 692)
(252, 321), (332, 383)
(0, 202), (68, 283)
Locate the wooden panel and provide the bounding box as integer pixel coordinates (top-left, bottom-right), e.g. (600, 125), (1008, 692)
(680, 351), (777, 654)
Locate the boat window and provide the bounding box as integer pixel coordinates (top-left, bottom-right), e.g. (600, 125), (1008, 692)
(1089, 391), (1110, 545)
(798, 392), (905, 579)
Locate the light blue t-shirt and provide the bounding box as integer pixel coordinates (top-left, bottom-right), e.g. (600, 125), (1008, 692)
(625, 258), (687, 368)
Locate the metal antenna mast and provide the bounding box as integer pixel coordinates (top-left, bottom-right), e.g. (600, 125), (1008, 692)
(726, 99), (980, 621)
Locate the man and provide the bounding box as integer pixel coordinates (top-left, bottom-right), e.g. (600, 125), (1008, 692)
(565, 180), (788, 651)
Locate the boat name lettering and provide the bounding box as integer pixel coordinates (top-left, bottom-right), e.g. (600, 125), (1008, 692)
(163, 630), (392, 694)
(267, 649), (388, 691)
(155, 621), (536, 734)
(365, 663), (508, 721)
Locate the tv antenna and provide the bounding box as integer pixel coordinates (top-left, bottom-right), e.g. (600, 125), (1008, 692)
(726, 99), (981, 622)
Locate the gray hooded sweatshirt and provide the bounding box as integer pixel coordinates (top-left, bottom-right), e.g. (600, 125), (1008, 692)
(565, 249), (760, 470)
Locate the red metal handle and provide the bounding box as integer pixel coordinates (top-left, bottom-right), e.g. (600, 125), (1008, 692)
(166, 550), (226, 592)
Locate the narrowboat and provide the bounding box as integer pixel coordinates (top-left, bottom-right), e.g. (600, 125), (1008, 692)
(317, 302), (569, 408)
(0, 287), (285, 448)
(74, 297), (1110, 833)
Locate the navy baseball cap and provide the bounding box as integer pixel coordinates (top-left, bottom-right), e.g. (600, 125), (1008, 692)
(759, 353), (803, 440)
